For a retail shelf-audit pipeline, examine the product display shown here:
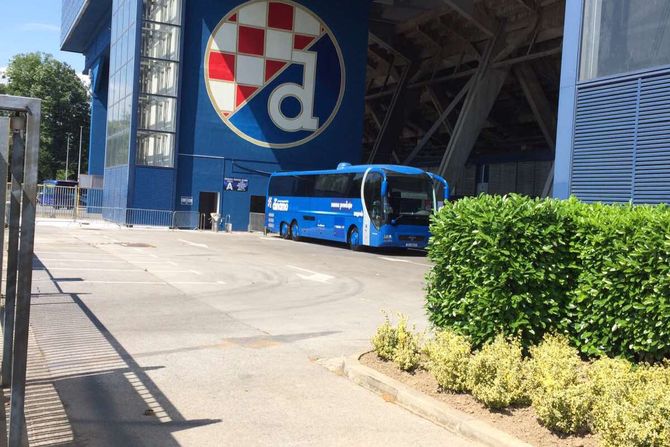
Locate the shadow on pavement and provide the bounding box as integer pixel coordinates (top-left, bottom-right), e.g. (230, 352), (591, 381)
(268, 235), (429, 257)
(29, 256), (221, 447)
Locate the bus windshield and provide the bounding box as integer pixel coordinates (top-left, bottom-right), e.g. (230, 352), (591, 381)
(386, 173), (434, 225)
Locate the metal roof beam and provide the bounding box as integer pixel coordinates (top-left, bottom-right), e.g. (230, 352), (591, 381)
(437, 29), (509, 189)
(513, 62), (556, 151)
(404, 80), (472, 164)
(440, 0), (498, 37)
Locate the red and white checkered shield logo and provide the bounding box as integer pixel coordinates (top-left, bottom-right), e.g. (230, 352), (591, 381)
(204, 0), (345, 148)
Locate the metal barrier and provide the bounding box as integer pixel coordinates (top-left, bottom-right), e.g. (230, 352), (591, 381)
(35, 185), (104, 220)
(33, 184), (259, 232)
(248, 212), (265, 232)
(173, 211), (201, 230)
(0, 94), (41, 447)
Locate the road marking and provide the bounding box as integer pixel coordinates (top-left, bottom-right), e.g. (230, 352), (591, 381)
(258, 236), (284, 241)
(35, 279), (226, 286)
(35, 268), (200, 274)
(379, 256), (431, 267)
(379, 257), (409, 263)
(178, 239), (209, 249)
(36, 259), (175, 265)
(287, 265), (334, 283)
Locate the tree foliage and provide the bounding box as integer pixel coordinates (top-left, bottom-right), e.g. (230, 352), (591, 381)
(6, 52), (89, 181)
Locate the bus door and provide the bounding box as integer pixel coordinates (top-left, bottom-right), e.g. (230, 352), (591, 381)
(362, 170), (384, 246)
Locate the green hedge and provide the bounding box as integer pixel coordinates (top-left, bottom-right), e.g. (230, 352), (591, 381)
(426, 195), (670, 361)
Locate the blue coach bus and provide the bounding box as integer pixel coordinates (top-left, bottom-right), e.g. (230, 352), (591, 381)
(265, 163), (448, 250)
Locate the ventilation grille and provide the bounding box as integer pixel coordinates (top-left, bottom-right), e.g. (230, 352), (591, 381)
(571, 71), (670, 204)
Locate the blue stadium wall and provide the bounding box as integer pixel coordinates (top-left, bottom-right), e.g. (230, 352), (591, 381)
(555, 0), (670, 204)
(174, 0), (371, 230)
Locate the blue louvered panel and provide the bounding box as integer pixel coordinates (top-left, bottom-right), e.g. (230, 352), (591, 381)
(571, 80), (639, 202)
(634, 73), (670, 204)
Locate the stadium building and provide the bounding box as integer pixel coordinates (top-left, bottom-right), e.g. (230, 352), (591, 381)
(60, 0), (670, 229)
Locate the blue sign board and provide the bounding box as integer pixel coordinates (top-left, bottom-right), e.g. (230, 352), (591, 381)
(224, 177), (249, 192)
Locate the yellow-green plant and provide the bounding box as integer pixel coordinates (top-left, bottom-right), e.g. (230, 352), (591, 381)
(424, 329), (471, 392)
(466, 334), (528, 409)
(590, 359), (670, 447)
(526, 334), (592, 434)
(371, 312), (397, 361)
(392, 314), (421, 372)
(533, 382), (592, 435)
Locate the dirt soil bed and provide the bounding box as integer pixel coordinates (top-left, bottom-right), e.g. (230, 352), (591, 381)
(360, 352), (599, 447)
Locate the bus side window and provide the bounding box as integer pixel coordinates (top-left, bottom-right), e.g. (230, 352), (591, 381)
(364, 173), (383, 229)
(350, 173), (364, 198)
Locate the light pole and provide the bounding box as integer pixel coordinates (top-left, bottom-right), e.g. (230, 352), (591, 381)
(77, 125), (84, 182)
(65, 133), (72, 180)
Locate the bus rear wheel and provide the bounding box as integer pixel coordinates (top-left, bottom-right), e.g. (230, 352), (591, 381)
(280, 222), (290, 239)
(348, 227), (362, 251)
(290, 221), (301, 242)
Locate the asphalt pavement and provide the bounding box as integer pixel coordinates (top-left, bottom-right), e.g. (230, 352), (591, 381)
(28, 221), (475, 447)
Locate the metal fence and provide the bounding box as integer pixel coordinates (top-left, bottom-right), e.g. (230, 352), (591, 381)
(33, 185), (262, 231)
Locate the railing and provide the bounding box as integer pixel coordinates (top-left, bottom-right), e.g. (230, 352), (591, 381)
(33, 184), (234, 230)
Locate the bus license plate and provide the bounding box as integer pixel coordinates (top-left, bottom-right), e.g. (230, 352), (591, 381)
(405, 243), (418, 248)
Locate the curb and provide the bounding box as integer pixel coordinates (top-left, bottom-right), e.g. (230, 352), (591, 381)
(320, 353), (534, 447)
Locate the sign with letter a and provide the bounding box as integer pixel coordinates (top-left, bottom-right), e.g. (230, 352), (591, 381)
(204, 0), (345, 148)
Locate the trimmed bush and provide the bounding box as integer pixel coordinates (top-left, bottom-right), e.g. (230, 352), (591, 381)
(426, 195), (579, 351)
(371, 312), (397, 361)
(572, 204), (670, 361)
(392, 315), (421, 372)
(526, 334), (592, 434)
(424, 329), (471, 392)
(426, 194), (670, 361)
(590, 360), (670, 447)
(466, 335), (528, 409)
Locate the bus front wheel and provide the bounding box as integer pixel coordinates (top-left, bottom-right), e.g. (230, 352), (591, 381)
(291, 221), (301, 242)
(348, 227), (362, 251)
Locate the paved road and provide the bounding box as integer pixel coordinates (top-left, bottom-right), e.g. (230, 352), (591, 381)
(30, 221), (474, 447)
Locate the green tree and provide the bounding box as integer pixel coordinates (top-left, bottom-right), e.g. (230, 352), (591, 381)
(0, 84), (6, 95)
(6, 52), (89, 181)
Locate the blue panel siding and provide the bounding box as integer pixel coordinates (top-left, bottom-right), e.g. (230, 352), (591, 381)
(634, 75), (670, 203)
(103, 165), (130, 210)
(61, 0), (86, 44)
(571, 80), (637, 202)
(132, 167), (176, 211)
(89, 57), (109, 177)
(61, 0), (113, 52)
(571, 71), (670, 204)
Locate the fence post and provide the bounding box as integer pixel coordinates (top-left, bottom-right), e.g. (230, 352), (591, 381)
(0, 114), (7, 447)
(74, 185), (80, 222)
(1, 117), (26, 389)
(0, 118), (9, 300)
(8, 100), (40, 447)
